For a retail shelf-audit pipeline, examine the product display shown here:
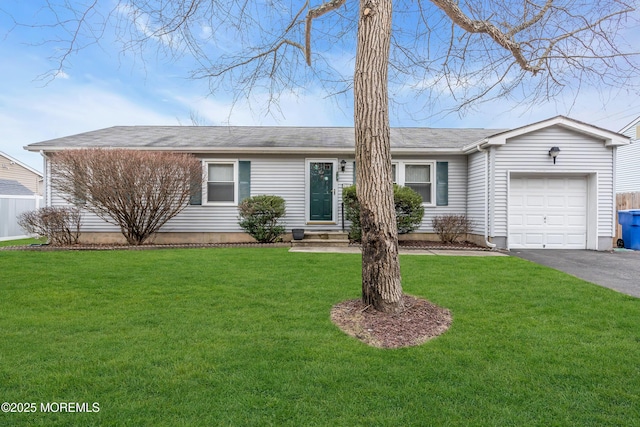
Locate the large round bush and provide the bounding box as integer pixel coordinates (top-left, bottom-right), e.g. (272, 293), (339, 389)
(238, 195), (286, 243)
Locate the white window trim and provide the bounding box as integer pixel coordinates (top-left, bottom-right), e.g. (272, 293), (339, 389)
(395, 160), (436, 206)
(203, 160), (239, 206)
(391, 162), (398, 184)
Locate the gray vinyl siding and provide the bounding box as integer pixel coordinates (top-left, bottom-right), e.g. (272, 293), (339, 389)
(49, 153), (467, 234)
(392, 155), (467, 232)
(164, 155), (310, 232)
(466, 151), (486, 235)
(491, 125), (615, 239)
(617, 124), (640, 193)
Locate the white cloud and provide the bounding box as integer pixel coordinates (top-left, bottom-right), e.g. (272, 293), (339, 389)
(0, 83), (179, 170)
(172, 89), (353, 127)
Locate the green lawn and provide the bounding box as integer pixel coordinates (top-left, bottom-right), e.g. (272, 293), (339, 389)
(1, 248), (638, 426)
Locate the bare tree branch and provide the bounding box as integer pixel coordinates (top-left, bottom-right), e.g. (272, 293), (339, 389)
(305, 0), (347, 65)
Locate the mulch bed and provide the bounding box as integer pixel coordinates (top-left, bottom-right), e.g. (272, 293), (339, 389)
(330, 295), (452, 349)
(398, 240), (486, 250)
(0, 242), (292, 251)
(2, 240), (486, 251)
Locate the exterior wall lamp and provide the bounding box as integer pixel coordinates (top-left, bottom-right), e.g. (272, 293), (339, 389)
(340, 159), (347, 172)
(548, 147), (560, 164)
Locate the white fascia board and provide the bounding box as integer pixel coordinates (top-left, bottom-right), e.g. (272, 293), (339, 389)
(483, 116), (629, 148)
(619, 116), (640, 135)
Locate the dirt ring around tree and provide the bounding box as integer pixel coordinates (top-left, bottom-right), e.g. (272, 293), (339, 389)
(330, 294), (452, 349)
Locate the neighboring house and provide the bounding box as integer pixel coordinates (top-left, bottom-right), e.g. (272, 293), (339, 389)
(0, 151), (43, 195)
(614, 116), (640, 241)
(24, 115), (628, 250)
(616, 116), (640, 194)
(0, 178), (42, 241)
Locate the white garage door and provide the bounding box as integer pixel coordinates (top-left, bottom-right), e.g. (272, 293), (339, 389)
(509, 176), (587, 249)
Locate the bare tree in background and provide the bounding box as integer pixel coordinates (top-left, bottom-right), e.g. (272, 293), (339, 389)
(8, 0), (638, 311)
(50, 149), (203, 245)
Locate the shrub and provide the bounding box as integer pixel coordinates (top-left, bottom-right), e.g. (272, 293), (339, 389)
(394, 185), (426, 234)
(50, 149), (203, 245)
(431, 214), (473, 243)
(238, 195), (286, 243)
(342, 185), (362, 242)
(18, 206), (82, 246)
(342, 184), (425, 242)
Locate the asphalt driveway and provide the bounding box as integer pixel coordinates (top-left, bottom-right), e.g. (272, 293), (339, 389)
(510, 249), (640, 298)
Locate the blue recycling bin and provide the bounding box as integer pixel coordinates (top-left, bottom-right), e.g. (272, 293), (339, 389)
(618, 209), (640, 250)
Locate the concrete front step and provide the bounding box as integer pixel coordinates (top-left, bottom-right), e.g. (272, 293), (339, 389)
(299, 231), (348, 240)
(291, 239), (350, 248)
(290, 230), (350, 248)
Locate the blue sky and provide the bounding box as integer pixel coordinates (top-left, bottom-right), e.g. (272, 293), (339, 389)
(1, 1), (638, 171)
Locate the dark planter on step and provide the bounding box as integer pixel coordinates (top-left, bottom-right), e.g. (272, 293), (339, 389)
(292, 229), (305, 240)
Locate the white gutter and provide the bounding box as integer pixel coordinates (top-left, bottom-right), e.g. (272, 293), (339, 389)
(476, 144), (497, 249)
(24, 145), (465, 156)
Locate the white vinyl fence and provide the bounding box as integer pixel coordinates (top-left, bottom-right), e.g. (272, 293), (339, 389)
(0, 195), (42, 241)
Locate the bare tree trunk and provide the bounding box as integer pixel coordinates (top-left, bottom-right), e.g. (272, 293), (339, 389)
(354, 0), (403, 313)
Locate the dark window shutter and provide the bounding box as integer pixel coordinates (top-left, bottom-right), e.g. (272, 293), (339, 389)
(436, 161), (448, 206)
(352, 161), (356, 185)
(238, 161), (251, 202)
(190, 177), (202, 205)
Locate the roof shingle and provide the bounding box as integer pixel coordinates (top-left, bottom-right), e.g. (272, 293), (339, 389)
(25, 126), (508, 152)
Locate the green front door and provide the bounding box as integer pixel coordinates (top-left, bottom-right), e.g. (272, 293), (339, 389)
(310, 162), (333, 221)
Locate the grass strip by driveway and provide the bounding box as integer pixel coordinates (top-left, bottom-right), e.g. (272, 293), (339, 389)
(1, 248), (639, 426)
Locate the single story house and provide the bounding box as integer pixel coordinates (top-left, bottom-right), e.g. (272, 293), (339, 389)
(25, 115), (629, 250)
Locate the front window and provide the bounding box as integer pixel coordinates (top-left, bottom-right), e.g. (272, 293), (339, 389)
(404, 164), (432, 204)
(207, 162), (235, 203)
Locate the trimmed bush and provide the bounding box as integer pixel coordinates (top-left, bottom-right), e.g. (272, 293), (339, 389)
(431, 214), (473, 243)
(394, 185), (426, 234)
(342, 184), (425, 242)
(17, 206), (82, 245)
(238, 195), (286, 243)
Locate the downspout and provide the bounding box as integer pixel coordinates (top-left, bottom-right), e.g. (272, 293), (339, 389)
(39, 150), (48, 207)
(612, 146), (617, 244)
(476, 144), (497, 249)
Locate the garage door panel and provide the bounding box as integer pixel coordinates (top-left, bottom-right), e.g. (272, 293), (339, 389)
(526, 214), (545, 226)
(567, 215), (586, 226)
(509, 214), (524, 226)
(568, 195), (586, 208)
(546, 215), (565, 226)
(546, 233), (566, 246)
(567, 234), (587, 245)
(567, 177), (587, 189)
(524, 233), (544, 245)
(526, 195), (544, 208)
(510, 195), (524, 207)
(509, 176), (587, 249)
(526, 178), (545, 190)
(547, 195), (565, 208)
